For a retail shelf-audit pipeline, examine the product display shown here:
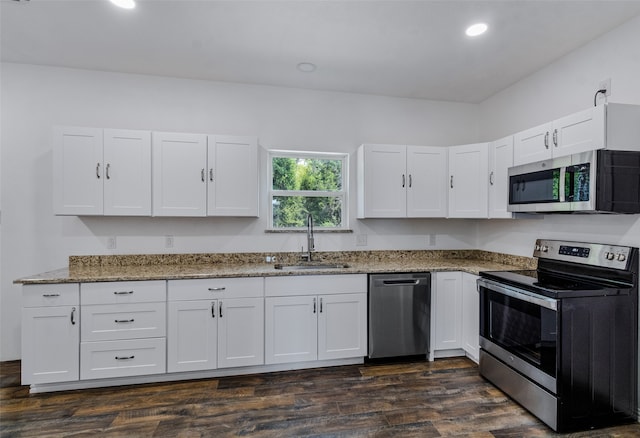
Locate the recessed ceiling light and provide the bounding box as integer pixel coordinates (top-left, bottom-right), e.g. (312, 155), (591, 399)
(110, 0), (136, 9)
(297, 62), (317, 73)
(465, 23), (488, 37)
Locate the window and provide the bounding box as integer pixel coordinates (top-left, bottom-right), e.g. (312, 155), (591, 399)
(268, 150), (348, 230)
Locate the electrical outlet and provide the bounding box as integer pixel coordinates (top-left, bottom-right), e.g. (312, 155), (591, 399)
(598, 78), (612, 96)
(107, 236), (117, 249)
(165, 235), (174, 248)
(356, 234), (367, 246)
(427, 234), (436, 246)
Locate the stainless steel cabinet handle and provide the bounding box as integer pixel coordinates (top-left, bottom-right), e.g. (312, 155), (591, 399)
(115, 355), (135, 360)
(209, 168), (214, 181)
(114, 290), (134, 295)
(408, 174), (412, 188)
(71, 307), (76, 325)
(211, 302), (216, 318)
(43, 293), (60, 297)
(489, 171), (495, 186)
(313, 297), (317, 314)
(219, 301), (223, 318)
(106, 163), (111, 180)
(201, 168), (205, 182)
(114, 319), (134, 323)
(402, 174), (405, 188)
(553, 129), (558, 147)
(450, 175), (454, 189)
(96, 163), (101, 179)
(208, 287), (226, 291)
(319, 298), (323, 313)
(544, 132), (549, 149)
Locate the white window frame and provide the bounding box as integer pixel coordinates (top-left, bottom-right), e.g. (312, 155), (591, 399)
(267, 150), (349, 231)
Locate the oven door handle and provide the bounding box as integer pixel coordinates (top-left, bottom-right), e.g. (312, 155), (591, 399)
(477, 278), (558, 311)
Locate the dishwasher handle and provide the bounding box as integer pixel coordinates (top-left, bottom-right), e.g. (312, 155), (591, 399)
(382, 279), (421, 286)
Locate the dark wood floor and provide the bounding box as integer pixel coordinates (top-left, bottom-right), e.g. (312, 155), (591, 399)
(1, 358), (639, 437)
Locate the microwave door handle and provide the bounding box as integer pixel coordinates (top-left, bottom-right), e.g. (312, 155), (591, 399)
(559, 167), (566, 202)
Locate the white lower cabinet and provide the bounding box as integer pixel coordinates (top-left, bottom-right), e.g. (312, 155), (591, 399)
(432, 272), (463, 352)
(432, 271), (480, 362)
(21, 284), (80, 385)
(461, 273), (480, 363)
(264, 275), (367, 365)
(167, 278), (264, 373)
(79, 281), (167, 380)
(80, 338), (166, 380)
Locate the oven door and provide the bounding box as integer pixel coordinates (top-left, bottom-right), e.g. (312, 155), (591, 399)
(478, 278), (559, 394)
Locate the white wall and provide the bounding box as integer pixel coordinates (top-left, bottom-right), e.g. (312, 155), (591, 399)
(477, 15), (640, 256)
(0, 63), (479, 360)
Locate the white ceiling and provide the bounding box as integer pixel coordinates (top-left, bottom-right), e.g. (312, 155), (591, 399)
(2, 0), (640, 103)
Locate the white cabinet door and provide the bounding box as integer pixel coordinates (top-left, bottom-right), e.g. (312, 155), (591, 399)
(488, 136), (514, 219)
(357, 144), (407, 218)
(553, 105), (605, 157)
(318, 293), (367, 360)
(448, 143), (489, 218)
(217, 297), (264, 368)
(406, 146), (448, 217)
(432, 272), (463, 351)
(461, 273), (480, 363)
(265, 296), (317, 364)
(152, 132), (207, 216)
(207, 135), (259, 217)
(513, 122), (553, 166)
(53, 126), (104, 215)
(167, 300), (218, 373)
(103, 129), (152, 216)
(21, 305), (79, 384)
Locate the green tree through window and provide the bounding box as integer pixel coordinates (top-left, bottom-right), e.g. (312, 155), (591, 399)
(269, 152), (347, 229)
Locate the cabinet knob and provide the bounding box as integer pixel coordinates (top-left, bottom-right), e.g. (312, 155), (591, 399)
(489, 171), (494, 186)
(450, 175), (454, 189)
(544, 132), (549, 149)
(96, 162), (101, 179)
(70, 307), (76, 325)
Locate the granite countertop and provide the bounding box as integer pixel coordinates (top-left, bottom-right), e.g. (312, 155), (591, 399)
(15, 250), (536, 284)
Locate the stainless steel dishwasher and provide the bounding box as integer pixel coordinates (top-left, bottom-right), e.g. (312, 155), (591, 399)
(368, 273), (431, 359)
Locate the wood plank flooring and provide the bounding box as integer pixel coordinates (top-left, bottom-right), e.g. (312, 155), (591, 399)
(1, 357), (639, 437)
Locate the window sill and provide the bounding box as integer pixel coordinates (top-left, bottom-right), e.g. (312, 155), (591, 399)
(265, 229), (353, 234)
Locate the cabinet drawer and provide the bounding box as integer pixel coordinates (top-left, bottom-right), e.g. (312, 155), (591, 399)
(80, 338), (166, 380)
(81, 281), (166, 305)
(265, 274), (367, 297)
(81, 302), (166, 341)
(23, 283), (79, 307)
(168, 277), (263, 301)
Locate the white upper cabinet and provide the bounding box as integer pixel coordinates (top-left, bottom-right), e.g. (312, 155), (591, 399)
(206, 135), (259, 217)
(513, 104), (640, 166)
(152, 132), (208, 217)
(448, 143), (489, 218)
(54, 127), (152, 216)
(53, 126), (105, 215)
(406, 146), (448, 217)
(103, 129), (152, 216)
(488, 136), (514, 219)
(357, 144), (447, 218)
(153, 132), (258, 217)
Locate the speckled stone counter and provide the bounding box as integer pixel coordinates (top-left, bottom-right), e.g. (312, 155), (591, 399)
(15, 250), (536, 284)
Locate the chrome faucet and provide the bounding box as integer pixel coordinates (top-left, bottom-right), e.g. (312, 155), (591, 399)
(301, 213), (315, 262)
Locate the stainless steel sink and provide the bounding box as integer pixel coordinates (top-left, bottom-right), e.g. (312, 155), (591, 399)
(274, 263), (350, 270)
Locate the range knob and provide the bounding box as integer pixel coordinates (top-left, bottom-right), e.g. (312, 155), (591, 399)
(535, 244), (541, 251)
(606, 252), (615, 261)
(617, 254), (626, 262)
(541, 245), (549, 253)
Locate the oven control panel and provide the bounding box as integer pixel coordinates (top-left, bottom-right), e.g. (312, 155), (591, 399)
(534, 239), (632, 270)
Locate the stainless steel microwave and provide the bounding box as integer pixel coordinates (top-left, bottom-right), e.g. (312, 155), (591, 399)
(507, 149), (640, 213)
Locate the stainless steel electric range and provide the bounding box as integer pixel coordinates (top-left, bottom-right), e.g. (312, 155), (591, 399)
(478, 239), (639, 433)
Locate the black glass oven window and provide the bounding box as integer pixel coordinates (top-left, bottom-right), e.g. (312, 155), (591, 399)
(509, 168), (560, 204)
(484, 291), (557, 377)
